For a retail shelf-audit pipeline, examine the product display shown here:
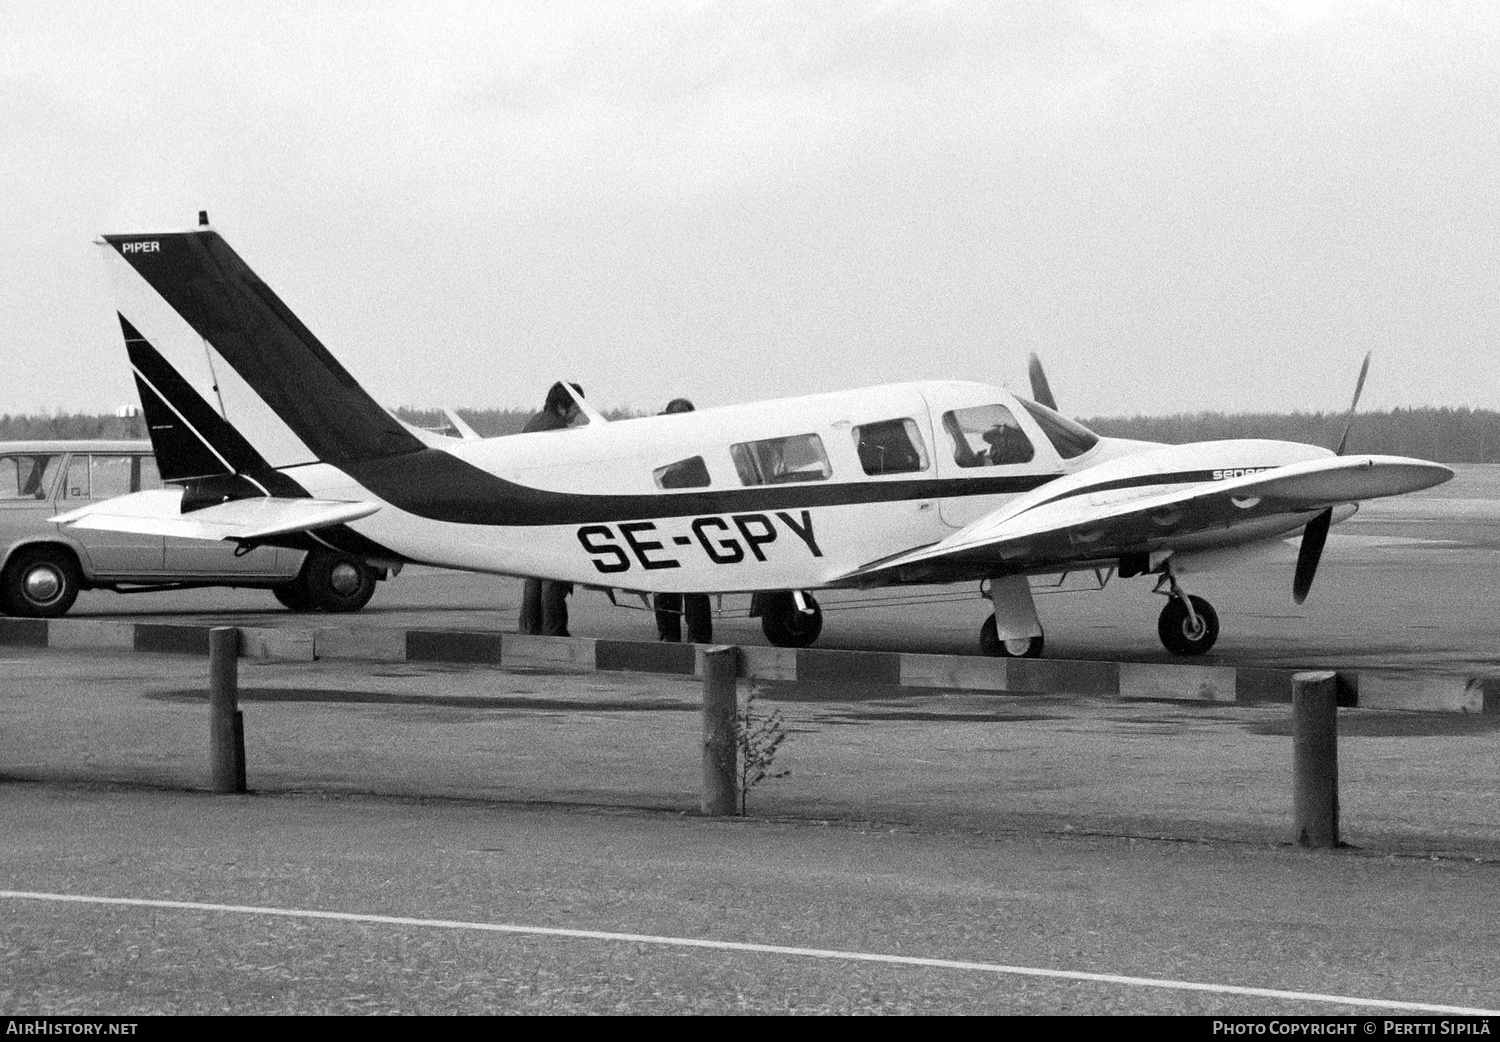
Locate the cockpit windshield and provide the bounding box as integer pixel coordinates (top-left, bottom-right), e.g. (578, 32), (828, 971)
(1017, 398), (1100, 460)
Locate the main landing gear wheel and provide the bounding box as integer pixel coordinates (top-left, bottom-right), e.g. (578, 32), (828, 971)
(1, 545), (81, 618)
(1158, 595), (1219, 656)
(761, 591), (823, 648)
(978, 613), (1045, 658)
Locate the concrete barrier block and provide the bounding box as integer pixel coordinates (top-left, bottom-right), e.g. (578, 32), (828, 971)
(899, 653), (1009, 691)
(133, 624), (210, 655)
(239, 626), (316, 661)
(595, 639), (697, 675)
(499, 633), (595, 670)
(1119, 662), (1236, 702)
(47, 619), (135, 651)
(0, 618), (48, 647)
(796, 648), (901, 686)
(1355, 672), (1484, 713)
(407, 630), (506, 665)
(737, 645), (797, 682)
(314, 627), (407, 661)
(1005, 658), (1119, 696)
(1235, 668), (1298, 703)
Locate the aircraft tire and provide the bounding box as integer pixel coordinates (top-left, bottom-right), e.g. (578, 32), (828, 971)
(0, 545), (81, 618)
(1158, 595), (1219, 655)
(978, 614), (1044, 658)
(761, 591), (822, 648)
(296, 552), (377, 613)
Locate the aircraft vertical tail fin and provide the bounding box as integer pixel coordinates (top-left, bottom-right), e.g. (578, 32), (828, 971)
(100, 222), (424, 472)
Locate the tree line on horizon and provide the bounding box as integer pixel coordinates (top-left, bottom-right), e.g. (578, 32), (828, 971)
(6, 405), (1500, 464)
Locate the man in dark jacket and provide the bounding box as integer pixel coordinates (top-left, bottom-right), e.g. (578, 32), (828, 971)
(653, 398), (713, 644)
(518, 382), (583, 636)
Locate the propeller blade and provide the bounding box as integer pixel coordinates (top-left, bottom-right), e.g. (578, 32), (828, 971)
(1334, 351), (1371, 456)
(1027, 353), (1058, 411)
(1293, 508), (1333, 604)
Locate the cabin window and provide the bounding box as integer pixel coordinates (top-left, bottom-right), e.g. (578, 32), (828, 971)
(852, 418), (929, 476)
(730, 433), (832, 486)
(941, 405), (1035, 468)
(0, 454), (60, 501)
(653, 455), (711, 489)
(1018, 398), (1100, 460)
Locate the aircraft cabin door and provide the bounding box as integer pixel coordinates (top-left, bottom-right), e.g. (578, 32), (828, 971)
(921, 390), (1059, 530)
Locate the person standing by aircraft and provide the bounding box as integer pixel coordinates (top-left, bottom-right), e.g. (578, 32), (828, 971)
(653, 398), (714, 644)
(518, 382), (583, 636)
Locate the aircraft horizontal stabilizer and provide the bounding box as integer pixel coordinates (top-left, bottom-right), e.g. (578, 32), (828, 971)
(53, 490), (380, 543)
(838, 454), (1452, 585)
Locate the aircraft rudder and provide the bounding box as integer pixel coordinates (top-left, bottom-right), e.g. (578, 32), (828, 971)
(100, 224), (423, 468)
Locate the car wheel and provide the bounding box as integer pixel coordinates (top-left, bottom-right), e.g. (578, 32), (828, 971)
(272, 583), (313, 612)
(1, 546), (82, 618)
(761, 591), (822, 648)
(297, 552), (377, 613)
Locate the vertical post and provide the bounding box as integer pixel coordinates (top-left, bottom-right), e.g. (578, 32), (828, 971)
(208, 626), (246, 794)
(701, 645), (739, 816)
(1292, 670), (1339, 848)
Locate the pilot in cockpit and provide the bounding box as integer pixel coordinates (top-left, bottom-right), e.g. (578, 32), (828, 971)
(981, 418), (1031, 466)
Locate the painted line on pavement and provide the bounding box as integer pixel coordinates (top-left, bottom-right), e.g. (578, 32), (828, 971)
(3, 889), (1495, 1016)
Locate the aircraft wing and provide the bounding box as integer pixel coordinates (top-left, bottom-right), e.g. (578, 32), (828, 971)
(53, 489), (380, 542)
(837, 454), (1452, 585)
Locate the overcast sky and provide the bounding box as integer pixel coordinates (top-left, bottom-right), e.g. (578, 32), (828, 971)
(4, 0), (1497, 419)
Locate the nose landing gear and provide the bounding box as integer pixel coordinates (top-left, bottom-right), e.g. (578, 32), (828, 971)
(1154, 567), (1219, 655)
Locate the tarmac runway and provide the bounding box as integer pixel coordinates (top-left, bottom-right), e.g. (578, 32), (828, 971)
(2, 648), (1498, 1015)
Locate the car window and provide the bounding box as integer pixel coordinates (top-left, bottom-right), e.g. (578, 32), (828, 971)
(730, 433), (832, 486)
(135, 455), (164, 491)
(0, 454), (61, 501)
(59, 456), (90, 500)
(90, 455), (136, 499)
(1017, 398), (1100, 459)
(852, 418), (929, 476)
(653, 456), (711, 490)
(941, 405), (1035, 468)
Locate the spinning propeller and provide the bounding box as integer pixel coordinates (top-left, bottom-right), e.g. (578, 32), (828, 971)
(1292, 352), (1371, 604)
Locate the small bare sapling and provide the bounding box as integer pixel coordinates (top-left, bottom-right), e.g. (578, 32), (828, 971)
(738, 692), (790, 815)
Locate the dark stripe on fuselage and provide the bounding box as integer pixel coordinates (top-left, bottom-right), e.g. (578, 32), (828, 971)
(107, 232), (424, 465)
(274, 524), (410, 562)
(342, 448), (1063, 526)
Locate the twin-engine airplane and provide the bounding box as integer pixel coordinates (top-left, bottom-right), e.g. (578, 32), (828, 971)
(59, 217), (1452, 657)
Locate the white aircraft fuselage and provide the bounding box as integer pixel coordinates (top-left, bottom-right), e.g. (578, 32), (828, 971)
(282, 380), (1330, 594)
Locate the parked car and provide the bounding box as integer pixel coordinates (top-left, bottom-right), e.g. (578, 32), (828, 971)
(0, 440), (383, 618)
